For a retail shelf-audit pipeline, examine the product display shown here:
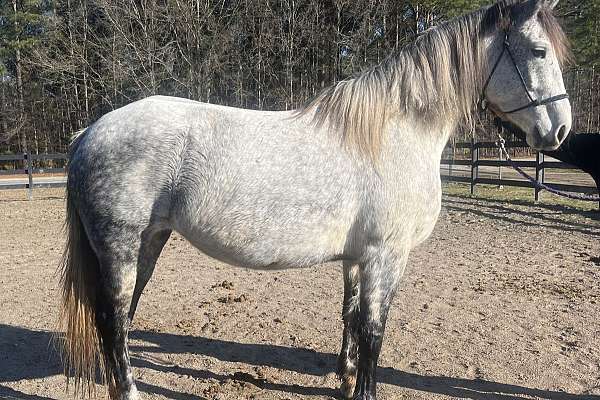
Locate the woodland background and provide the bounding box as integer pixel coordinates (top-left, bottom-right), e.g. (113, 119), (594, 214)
(0, 0), (599, 155)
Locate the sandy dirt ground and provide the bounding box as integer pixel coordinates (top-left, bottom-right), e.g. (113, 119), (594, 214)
(1, 187), (599, 400)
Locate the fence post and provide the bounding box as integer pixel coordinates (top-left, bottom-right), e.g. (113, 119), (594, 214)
(449, 141), (455, 179)
(535, 151), (544, 202)
(470, 138), (478, 195)
(498, 144), (503, 188)
(26, 152), (34, 200)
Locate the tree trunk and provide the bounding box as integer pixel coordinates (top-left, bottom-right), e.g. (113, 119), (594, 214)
(13, 0), (26, 152)
(0, 79), (8, 140)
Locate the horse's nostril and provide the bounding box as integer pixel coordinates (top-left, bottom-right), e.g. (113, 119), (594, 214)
(557, 125), (567, 142)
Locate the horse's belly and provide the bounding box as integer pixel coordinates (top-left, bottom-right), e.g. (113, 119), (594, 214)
(176, 219), (350, 269)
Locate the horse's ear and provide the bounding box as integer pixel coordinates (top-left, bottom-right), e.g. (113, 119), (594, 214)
(531, 0), (546, 14)
(518, 0), (545, 20)
(536, 0), (559, 11)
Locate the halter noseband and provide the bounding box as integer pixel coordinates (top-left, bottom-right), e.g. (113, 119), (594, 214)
(480, 32), (569, 114)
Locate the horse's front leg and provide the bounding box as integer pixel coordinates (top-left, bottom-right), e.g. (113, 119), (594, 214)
(338, 262), (360, 398)
(353, 248), (407, 400)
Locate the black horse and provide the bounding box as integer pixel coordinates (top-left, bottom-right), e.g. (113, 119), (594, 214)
(501, 120), (600, 199)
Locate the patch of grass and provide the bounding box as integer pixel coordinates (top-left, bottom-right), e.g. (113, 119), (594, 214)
(442, 182), (599, 212)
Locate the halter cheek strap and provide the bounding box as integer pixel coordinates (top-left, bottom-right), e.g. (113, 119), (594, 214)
(480, 32), (569, 115)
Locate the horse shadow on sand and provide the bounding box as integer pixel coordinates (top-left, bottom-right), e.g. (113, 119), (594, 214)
(442, 194), (599, 237)
(1, 323), (598, 400)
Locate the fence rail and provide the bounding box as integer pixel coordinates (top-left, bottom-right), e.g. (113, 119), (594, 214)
(442, 139), (599, 207)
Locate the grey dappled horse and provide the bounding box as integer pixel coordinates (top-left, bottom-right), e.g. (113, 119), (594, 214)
(59, 1), (572, 399)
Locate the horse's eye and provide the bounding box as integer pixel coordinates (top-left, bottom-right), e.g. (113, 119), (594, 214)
(532, 48), (547, 59)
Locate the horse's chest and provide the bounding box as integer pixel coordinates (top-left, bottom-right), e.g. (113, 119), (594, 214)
(385, 175), (442, 248)
(410, 190), (442, 247)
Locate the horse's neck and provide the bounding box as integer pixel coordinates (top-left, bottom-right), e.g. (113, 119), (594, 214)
(383, 113), (455, 165)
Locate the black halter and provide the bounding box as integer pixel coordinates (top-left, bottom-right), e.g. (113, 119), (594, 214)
(480, 32), (569, 114)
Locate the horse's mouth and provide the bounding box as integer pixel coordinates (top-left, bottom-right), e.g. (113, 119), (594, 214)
(528, 125), (563, 151)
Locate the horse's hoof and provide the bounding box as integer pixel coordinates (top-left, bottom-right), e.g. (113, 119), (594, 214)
(340, 375), (356, 400)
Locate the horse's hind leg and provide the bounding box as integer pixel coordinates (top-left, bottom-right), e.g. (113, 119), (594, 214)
(337, 262), (360, 399)
(95, 252), (139, 400)
(93, 226), (167, 400)
(95, 226), (171, 400)
(128, 228), (172, 323)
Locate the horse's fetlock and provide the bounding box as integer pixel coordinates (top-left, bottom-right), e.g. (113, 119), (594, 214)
(337, 351), (357, 376)
(352, 392), (375, 400)
(111, 378), (139, 400)
(339, 374), (357, 400)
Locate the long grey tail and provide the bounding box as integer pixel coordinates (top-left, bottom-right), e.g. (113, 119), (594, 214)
(58, 128), (108, 395)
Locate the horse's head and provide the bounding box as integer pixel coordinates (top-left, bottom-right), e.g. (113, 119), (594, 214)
(482, 0), (571, 151)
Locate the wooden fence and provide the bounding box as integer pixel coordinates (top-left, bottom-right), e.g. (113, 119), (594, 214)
(442, 139), (599, 204)
(0, 153), (68, 199)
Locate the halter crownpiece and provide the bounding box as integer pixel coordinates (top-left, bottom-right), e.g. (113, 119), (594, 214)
(480, 31), (569, 115)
